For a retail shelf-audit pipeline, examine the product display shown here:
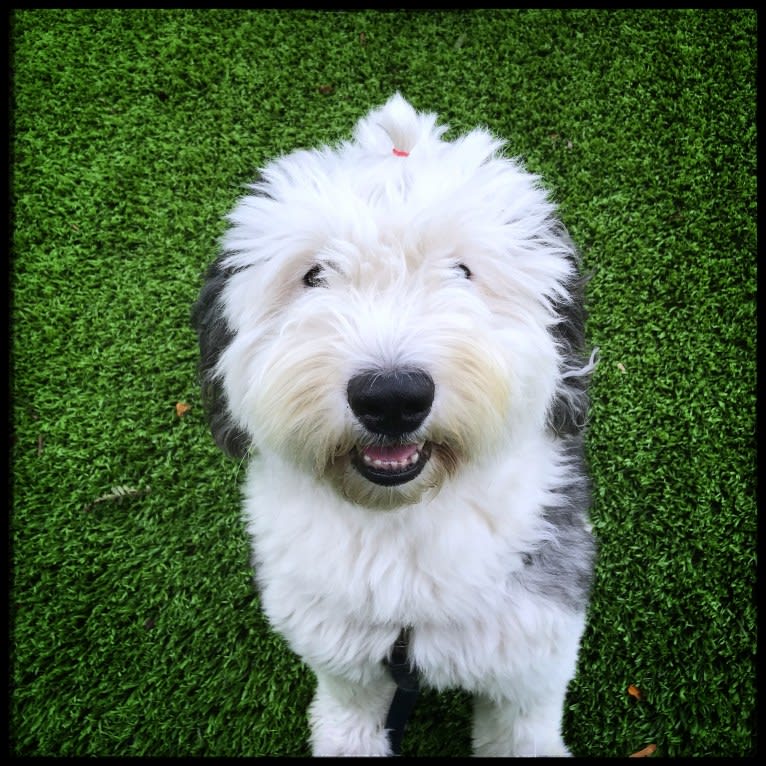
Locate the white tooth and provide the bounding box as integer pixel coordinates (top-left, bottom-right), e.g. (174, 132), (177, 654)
(358, 450), (423, 472)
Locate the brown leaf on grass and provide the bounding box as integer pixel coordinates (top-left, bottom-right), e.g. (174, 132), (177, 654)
(629, 744), (657, 758)
(318, 84), (334, 95)
(627, 684), (643, 700)
(175, 401), (191, 417)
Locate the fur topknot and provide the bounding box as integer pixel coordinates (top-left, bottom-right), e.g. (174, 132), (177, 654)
(352, 92), (447, 156)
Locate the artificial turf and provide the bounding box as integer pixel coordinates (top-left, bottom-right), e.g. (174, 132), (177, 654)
(10, 8), (756, 758)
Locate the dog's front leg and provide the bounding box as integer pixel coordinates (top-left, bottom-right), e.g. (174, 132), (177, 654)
(308, 667), (397, 757)
(472, 692), (572, 757)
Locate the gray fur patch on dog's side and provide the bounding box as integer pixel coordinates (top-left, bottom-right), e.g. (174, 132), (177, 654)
(517, 436), (595, 612)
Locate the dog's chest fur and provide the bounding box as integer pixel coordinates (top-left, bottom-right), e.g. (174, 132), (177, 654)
(242, 436), (583, 692)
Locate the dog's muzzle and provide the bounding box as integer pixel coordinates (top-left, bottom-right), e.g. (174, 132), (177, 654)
(347, 369), (434, 486)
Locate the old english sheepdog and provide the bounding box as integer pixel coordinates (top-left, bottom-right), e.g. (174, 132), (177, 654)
(193, 94), (597, 757)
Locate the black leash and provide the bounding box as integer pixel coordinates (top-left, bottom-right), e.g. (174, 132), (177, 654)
(383, 627), (420, 756)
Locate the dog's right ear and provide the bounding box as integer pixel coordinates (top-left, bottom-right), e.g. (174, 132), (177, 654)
(191, 255), (251, 460)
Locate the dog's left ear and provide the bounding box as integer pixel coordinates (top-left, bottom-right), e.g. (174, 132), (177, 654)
(546, 227), (596, 438)
(191, 256), (251, 459)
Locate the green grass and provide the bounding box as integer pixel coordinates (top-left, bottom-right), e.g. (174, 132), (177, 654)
(11, 9), (756, 757)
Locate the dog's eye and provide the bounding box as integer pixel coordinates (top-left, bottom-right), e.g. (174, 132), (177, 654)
(457, 263), (472, 279)
(303, 264), (326, 288)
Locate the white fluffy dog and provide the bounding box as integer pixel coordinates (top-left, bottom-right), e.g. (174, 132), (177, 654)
(193, 94), (596, 757)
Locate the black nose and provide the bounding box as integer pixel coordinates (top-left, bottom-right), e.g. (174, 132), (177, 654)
(347, 369), (435, 437)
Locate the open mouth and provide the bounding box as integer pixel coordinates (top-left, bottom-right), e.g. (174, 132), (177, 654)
(351, 442), (431, 486)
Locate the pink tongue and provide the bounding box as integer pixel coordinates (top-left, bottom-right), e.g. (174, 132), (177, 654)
(363, 444), (419, 462)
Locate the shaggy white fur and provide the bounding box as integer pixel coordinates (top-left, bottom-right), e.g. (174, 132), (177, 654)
(193, 94), (596, 756)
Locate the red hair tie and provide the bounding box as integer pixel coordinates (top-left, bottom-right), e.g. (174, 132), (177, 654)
(392, 147), (409, 157)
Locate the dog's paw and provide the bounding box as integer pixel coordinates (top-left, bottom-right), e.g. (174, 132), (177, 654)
(311, 731), (392, 757)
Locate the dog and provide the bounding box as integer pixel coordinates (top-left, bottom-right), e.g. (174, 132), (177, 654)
(192, 94), (596, 756)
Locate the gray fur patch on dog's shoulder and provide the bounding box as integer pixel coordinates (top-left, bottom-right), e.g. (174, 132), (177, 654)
(514, 436), (595, 612)
(528, 228), (595, 612)
(191, 254), (251, 459)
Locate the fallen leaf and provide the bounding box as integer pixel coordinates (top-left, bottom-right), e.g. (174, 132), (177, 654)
(629, 743), (657, 758)
(627, 683), (642, 700)
(617, 362), (627, 374)
(176, 401), (191, 417)
(318, 84), (334, 95)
